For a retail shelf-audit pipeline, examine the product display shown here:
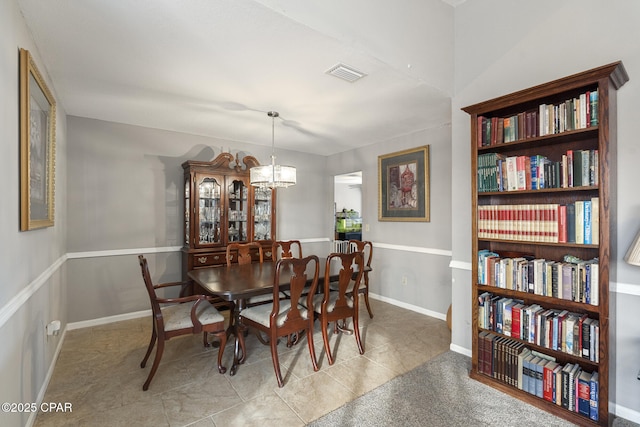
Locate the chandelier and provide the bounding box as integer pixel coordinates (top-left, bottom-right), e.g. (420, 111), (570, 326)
(250, 111), (296, 188)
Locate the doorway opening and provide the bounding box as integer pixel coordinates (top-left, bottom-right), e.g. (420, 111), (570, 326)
(334, 171), (362, 242)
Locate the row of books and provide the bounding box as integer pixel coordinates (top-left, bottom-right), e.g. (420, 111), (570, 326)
(477, 332), (599, 421)
(477, 149), (598, 193)
(478, 292), (600, 360)
(476, 89), (598, 147)
(477, 199), (599, 244)
(478, 250), (599, 305)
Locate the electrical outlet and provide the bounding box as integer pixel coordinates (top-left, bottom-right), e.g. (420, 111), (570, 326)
(365, 224), (370, 232)
(401, 275), (408, 286)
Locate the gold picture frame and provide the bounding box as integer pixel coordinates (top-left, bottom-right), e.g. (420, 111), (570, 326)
(378, 145), (430, 222)
(20, 48), (56, 231)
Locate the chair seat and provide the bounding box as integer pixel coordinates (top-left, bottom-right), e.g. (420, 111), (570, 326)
(161, 302), (224, 331)
(246, 293), (274, 305)
(307, 291), (353, 313)
(329, 280), (362, 294)
(242, 300), (310, 328)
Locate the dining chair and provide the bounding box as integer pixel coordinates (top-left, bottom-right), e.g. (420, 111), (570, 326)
(311, 252), (365, 365)
(226, 242), (264, 265)
(348, 239), (374, 318)
(272, 240), (303, 259)
(137, 255), (227, 391)
(226, 242), (274, 309)
(238, 255), (320, 387)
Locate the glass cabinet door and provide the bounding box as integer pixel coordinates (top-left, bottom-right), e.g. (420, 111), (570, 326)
(227, 178), (249, 242)
(253, 187), (273, 241)
(197, 176), (222, 245)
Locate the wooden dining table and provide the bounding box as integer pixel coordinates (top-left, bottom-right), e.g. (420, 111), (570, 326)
(187, 258), (370, 375)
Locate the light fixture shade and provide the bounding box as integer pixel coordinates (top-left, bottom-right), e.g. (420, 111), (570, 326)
(250, 164), (296, 188)
(625, 230), (640, 266)
(250, 110), (296, 188)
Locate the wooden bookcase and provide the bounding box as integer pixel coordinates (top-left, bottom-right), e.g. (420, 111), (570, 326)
(462, 62), (628, 426)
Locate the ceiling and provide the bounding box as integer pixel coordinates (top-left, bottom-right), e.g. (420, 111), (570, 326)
(18, 0), (457, 156)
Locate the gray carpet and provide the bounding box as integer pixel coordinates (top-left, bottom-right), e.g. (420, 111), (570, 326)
(309, 351), (637, 427)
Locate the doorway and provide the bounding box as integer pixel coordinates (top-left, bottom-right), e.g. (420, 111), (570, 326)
(334, 171), (362, 241)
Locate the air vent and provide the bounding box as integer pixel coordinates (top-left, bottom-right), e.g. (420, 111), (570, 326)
(326, 63), (367, 83)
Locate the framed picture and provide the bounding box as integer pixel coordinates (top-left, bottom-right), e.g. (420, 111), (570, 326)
(20, 48), (56, 231)
(378, 145), (430, 222)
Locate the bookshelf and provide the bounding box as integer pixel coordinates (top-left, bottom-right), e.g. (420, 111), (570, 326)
(463, 62), (628, 426)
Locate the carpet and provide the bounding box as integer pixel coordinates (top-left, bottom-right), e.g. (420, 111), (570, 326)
(308, 351), (579, 427)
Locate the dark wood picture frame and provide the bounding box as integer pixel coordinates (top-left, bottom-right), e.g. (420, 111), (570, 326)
(378, 145), (430, 222)
(19, 48), (56, 231)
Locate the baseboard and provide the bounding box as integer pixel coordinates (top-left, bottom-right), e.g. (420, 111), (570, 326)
(25, 327), (68, 427)
(450, 343), (471, 357)
(67, 309), (150, 330)
(369, 293), (446, 321)
(611, 402), (640, 424)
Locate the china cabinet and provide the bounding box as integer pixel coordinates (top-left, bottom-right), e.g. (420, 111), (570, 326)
(182, 153), (276, 281)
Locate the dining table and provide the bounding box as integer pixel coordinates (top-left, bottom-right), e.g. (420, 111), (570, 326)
(187, 257), (370, 376)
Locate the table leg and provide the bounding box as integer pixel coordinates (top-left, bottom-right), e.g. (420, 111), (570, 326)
(229, 298), (246, 376)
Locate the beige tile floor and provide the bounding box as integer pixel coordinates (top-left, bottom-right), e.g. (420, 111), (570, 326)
(34, 299), (451, 427)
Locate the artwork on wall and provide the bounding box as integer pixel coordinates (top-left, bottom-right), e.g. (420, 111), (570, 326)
(19, 48), (56, 231)
(378, 145), (430, 222)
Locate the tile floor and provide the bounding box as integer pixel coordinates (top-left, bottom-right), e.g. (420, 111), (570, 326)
(34, 299), (451, 426)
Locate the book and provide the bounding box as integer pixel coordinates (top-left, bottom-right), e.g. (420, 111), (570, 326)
(568, 364), (581, 411)
(591, 197), (599, 245)
(505, 156), (518, 191)
(590, 372), (599, 421)
(558, 205), (567, 243)
(584, 200), (592, 244)
(561, 363), (573, 408)
(543, 361), (559, 402)
(566, 203), (576, 243)
(577, 370), (592, 416)
(517, 348), (532, 390)
(575, 200), (585, 244)
(528, 356), (541, 395)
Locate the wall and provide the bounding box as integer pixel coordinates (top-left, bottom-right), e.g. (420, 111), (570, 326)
(0, 1), (68, 426)
(65, 116), (329, 323)
(327, 125), (453, 318)
(451, 0), (640, 421)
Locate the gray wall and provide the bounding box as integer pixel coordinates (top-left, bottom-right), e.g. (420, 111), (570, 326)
(65, 116), (329, 322)
(451, 0), (640, 419)
(327, 124), (453, 317)
(0, 1), (68, 426)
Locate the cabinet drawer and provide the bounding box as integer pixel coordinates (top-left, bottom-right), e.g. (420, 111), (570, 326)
(191, 252), (226, 267)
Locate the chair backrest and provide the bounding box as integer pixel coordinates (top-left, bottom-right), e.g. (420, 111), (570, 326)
(349, 240), (373, 267)
(273, 240), (303, 260)
(272, 255), (320, 328)
(138, 255), (162, 319)
(226, 242), (264, 266)
(324, 252), (364, 309)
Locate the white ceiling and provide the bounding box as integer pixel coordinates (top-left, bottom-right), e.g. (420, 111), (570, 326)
(18, 0), (455, 156)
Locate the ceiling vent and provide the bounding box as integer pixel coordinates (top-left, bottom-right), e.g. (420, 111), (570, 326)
(326, 63), (367, 83)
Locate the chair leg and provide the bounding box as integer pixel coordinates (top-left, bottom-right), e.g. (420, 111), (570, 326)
(212, 330), (227, 374)
(363, 276), (374, 318)
(140, 326), (157, 368)
(203, 331), (209, 347)
(270, 335), (284, 387)
(237, 323), (247, 364)
(321, 319), (334, 365)
(306, 327), (319, 371)
(143, 338), (164, 391)
(353, 315), (364, 355)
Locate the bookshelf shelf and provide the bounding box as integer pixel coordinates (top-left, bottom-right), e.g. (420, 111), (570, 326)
(464, 62), (628, 426)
